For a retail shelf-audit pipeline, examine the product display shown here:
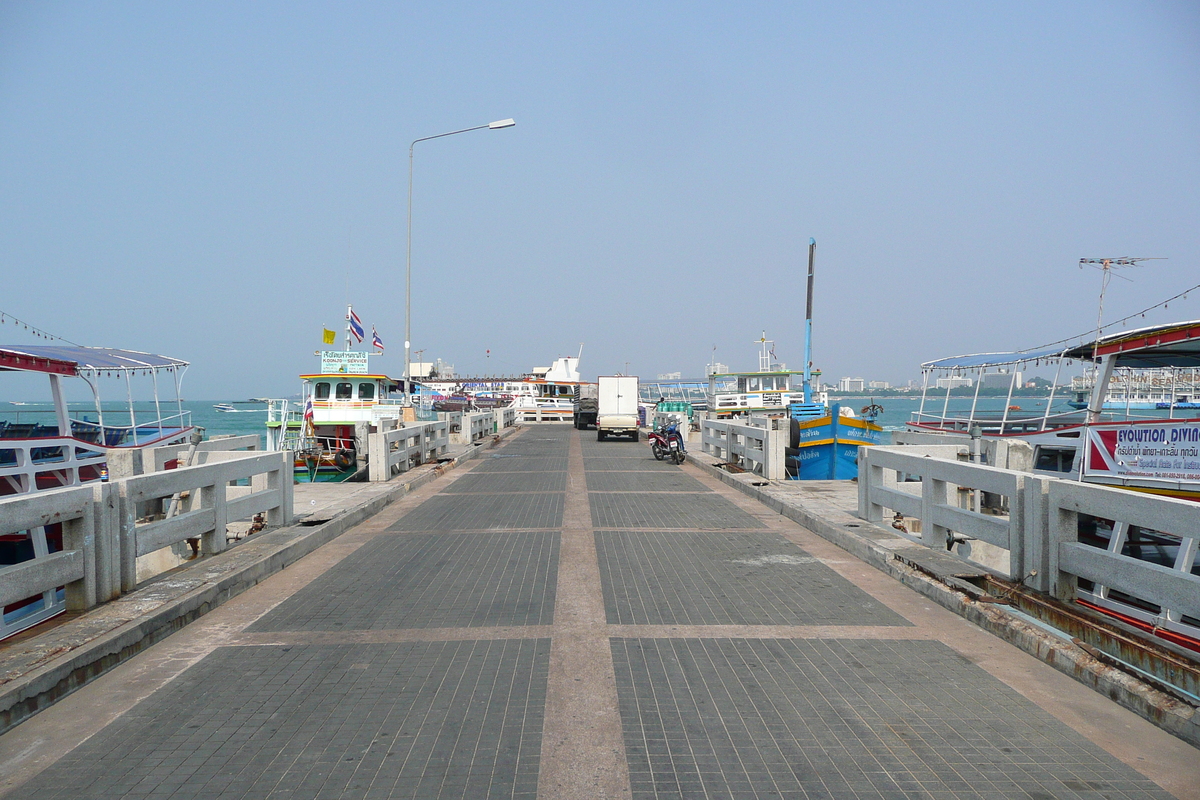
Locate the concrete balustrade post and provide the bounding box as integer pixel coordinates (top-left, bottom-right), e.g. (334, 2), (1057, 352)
(1047, 484), (1078, 603)
(921, 476), (948, 551)
(201, 477), (228, 556)
(1023, 476), (1051, 592)
(117, 483), (138, 593)
(61, 503), (96, 612)
(92, 482), (121, 602)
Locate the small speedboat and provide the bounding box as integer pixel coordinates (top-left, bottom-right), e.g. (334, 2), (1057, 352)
(213, 403), (236, 412)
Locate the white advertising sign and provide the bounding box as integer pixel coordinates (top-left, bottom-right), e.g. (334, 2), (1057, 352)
(319, 351), (370, 374)
(1085, 421), (1200, 483)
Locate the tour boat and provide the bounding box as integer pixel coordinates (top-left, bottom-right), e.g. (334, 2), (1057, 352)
(906, 319), (1200, 501)
(415, 354), (590, 422)
(1, 344), (193, 640)
(265, 360), (405, 483)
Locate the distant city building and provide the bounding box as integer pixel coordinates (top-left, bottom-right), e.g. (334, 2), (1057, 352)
(867, 380), (891, 390)
(979, 370), (1023, 390)
(935, 376), (973, 389)
(838, 377), (866, 392)
(705, 362), (728, 376)
(657, 371), (682, 380)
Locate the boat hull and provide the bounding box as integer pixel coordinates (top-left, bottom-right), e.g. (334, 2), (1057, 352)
(790, 406), (883, 480)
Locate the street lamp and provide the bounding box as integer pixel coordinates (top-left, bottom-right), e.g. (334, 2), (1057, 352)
(405, 118), (516, 406)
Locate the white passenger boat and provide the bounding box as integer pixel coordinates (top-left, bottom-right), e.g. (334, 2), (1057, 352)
(1, 344), (193, 639)
(906, 319), (1200, 501)
(416, 355), (591, 422)
(265, 350), (405, 482)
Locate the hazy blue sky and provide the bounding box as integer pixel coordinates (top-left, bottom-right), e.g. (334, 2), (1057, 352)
(2, 1), (1198, 398)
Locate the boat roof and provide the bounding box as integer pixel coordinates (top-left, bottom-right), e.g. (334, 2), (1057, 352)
(921, 319), (1200, 371)
(921, 346), (1069, 371)
(300, 373), (394, 381)
(0, 345), (189, 376)
(711, 370), (804, 378)
(1063, 319), (1200, 368)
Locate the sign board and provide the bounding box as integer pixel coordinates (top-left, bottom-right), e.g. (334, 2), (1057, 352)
(1085, 421), (1200, 483)
(319, 351), (370, 374)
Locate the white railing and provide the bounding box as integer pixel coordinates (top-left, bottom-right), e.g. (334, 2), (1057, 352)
(438, 410), (464, 433)
(700, 418), (786, 479)
(117, 451), (294, 591)
(858, 445), (1027, 576)
(857, 445), (1200, 638)
(0, 449), (293, 637)
(0, 435), (107, 495)
(368, 421), (450, 482)
(494, 407), (517, 429)
(0, 485), (101, 619)
(451, 412), (494, 444)
(149, 434), (261, 472)
(1047, 479), (1200, 641)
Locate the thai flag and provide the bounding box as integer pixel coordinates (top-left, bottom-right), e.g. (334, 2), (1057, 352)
(371, 326), (384, 352)
(304, 398), (314, 421)
(348, 309), (365, 343)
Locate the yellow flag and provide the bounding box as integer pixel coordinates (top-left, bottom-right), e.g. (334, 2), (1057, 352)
(322, 328), (336, 345)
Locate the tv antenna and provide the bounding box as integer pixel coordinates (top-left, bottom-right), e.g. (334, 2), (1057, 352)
(1078, 257), (1164, 358)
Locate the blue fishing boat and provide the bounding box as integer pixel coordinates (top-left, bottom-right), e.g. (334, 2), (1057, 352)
(786, 239), (883, 480)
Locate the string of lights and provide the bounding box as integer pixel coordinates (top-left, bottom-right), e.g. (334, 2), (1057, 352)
(0, 310), (82, 346)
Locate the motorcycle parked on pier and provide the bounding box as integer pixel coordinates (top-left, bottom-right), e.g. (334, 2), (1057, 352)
(648, 417), (686, 464)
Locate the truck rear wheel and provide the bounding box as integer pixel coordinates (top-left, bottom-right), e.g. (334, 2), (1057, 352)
(597, 431), (606, 441)
(630, 430), (638, 442)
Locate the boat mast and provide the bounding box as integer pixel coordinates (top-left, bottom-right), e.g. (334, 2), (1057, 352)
(803, 238), (815, 404)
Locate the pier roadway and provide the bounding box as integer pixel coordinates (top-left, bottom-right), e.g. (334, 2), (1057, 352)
(2, 426), (1198, 799)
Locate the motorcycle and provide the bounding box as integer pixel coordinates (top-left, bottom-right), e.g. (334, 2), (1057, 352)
(648, 422), (686, 464)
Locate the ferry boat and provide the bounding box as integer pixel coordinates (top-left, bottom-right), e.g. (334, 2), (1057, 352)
(906, 319), (1200, 501)
(265, 350), (405, 482)
(705, 338), (817, 417)
(1, 344), (193, 640)
(416, 354), (590, 422)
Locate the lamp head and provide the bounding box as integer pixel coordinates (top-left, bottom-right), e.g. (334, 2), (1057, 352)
(488, 118), (516, 129)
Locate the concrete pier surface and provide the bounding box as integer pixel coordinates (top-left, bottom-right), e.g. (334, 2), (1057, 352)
(2, 425), (1198, 799)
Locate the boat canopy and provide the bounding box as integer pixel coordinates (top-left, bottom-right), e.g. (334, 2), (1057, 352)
(0, 345), (189, 375)
(921, 346), (1069, 371)
(1062, 319), (1200, 369)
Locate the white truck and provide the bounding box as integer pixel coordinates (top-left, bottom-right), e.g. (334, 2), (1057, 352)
(596, 375), (639, 441)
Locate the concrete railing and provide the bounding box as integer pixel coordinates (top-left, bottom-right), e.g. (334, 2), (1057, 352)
(0, 450), (294, 621)
(494, 407), (517, 430)
(438, 411), (464, 433)
(0, 485), (104, 613)
(148, 434), (261, 472)
(858, 445), (1200, 638)
(700, 418), (786, 479)
(452, 412), (494, 445)
(1047, 479), (1200, 639)
(118, 451), (294, 592)
(368, 421), (450, 482)
(858, 445), (1028, 577)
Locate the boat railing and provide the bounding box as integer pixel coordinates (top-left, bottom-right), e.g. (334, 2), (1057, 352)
(68, 411), (192, 448)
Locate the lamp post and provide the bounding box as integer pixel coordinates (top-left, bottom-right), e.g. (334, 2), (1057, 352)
(405, 118), (515, 406)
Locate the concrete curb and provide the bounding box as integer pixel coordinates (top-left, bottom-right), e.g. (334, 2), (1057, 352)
(0, 425), (520, 735)
(691, 457), (1200, 748)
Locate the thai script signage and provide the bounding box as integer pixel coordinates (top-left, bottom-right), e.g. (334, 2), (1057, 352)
(1085, 421), (1200, 482)
(319, 351), (370, 374)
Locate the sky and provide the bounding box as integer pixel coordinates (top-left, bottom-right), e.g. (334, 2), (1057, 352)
(2, 1), (1198, 399)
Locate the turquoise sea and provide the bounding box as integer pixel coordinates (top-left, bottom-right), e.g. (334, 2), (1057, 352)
(2, 396), (1181, 449)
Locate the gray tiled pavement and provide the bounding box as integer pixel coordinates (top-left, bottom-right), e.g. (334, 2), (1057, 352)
(586, 471), (710, 493)
(443, 471), (568, 494)
(251, 531), (559, 631)
(388, 493), (564, 531)
(596, 530), (911, 626)
(1, 425), (1187, 800)
(590, 492), (766, 529)
(612, 637), (1169, 800)
(16, 640), (549, 800)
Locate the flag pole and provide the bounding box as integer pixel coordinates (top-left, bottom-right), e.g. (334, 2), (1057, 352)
(345, 304), (352, 352)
